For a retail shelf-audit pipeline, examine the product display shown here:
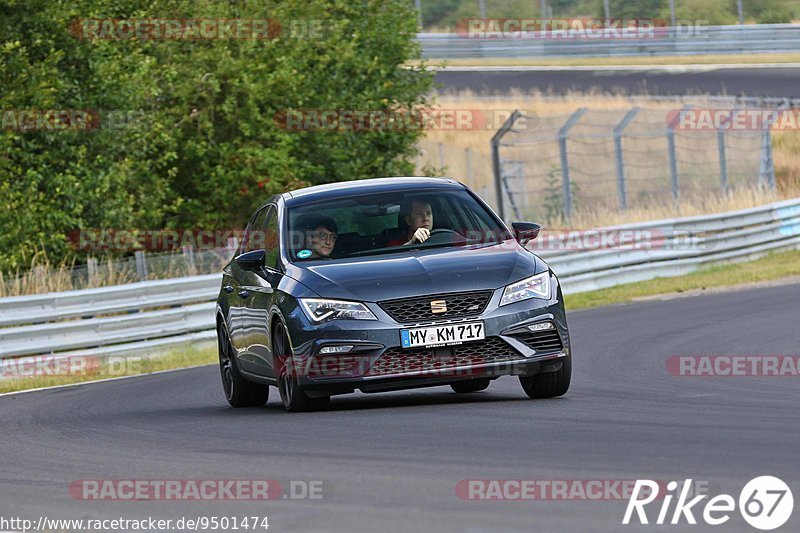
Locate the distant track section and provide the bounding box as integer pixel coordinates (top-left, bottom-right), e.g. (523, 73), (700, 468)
(435, 66), (800, 97)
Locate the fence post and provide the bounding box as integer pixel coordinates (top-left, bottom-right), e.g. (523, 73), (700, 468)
(758, 110), (777, 191)
(558, 108), (587, 221)
(134, 251), (148, 281)
(717, 129), (729, 192)
(500, 161), (523, 220)
(491, 110), (521, 220)
(666, 107), (687, 204)
(183, 245), (196, 274)
(613, 107), (640, 211)
(87, 257), (98, 286)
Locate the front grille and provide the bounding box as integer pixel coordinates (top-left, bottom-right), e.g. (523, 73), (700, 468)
(378, 290), (493, 324)
(514, 329), (564, 355)
(368, 337), (520, 376)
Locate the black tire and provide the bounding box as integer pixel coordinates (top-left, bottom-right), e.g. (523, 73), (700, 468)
(218, 323), (270, 407)
(519, 356), (571, 399)
(450, 378), (491, 393)
(273, 321), (330, 412)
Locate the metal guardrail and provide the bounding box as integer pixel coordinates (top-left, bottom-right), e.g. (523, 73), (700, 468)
(0, 275), (220, 361)
(0, 198), (798, 367)
(0, 274), (220, 328)
(540, 198), (800, 293)
(418, 24), (800, 59)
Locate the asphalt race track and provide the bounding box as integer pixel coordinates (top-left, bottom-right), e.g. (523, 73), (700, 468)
(1, 283), (798, 532)
(435, 66), (800, 98)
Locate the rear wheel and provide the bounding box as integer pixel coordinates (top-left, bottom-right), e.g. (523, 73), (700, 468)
(273, 321), (330, 412)
(450, 378), (491, 393)
(218, 323), (269, 407)
(519, 356), (571, 399)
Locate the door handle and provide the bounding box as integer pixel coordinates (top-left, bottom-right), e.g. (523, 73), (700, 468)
(238, 290), (250, 299)
(223, 285), (234, 293)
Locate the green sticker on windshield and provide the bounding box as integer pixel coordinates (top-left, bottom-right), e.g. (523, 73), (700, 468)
(297, 249), (312, 259)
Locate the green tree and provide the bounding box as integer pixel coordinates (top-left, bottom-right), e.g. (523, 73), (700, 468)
(0, 0), (433, 270)
(597, 0), (667, 19)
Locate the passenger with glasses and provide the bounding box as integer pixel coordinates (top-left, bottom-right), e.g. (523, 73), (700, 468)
(304, 217), (338, 259)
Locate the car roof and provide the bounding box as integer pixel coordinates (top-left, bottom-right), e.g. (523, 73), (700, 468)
(282, 177), (465, 206)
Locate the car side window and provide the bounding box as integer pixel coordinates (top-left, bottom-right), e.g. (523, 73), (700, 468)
(242, 207), (270, 254)
(262, 206), (280, 270)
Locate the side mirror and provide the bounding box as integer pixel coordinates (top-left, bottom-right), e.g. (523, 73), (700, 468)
(235, 249), (266, 271)
(512, 222), (542, 246)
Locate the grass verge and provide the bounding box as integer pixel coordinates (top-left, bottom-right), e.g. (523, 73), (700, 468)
(566, 249), (800, 311)
(0, 343), (217, 395)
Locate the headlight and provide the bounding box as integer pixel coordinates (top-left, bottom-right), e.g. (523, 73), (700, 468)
(299, 298), (377, 322)
(499, 272), (551, 306)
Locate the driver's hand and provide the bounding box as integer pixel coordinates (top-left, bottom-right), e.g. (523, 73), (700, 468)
(410, 228), (430, 244)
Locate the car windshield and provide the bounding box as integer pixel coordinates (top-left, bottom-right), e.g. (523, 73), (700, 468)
(286, 188), (512, 262)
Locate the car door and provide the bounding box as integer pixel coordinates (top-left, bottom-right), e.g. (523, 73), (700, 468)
(228, 206), (270, 357)
(237, 204), (283, 377)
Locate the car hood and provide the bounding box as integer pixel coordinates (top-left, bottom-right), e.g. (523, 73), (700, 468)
(285, 240), (546, 302)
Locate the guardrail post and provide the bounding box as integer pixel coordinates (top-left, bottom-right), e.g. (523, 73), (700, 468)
(613, 107), (640, 211)
(559, 108), (587, 221)
(491, 110), (521, 220)
(717, 129), (729, 192)
(135, 251), (148, 281)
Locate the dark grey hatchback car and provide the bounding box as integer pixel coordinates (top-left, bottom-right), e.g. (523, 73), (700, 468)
(216, 177), (572, 411)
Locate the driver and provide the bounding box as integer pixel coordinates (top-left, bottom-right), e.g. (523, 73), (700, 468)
(304, 217), (338, 259)
(387, 198), (433, 246)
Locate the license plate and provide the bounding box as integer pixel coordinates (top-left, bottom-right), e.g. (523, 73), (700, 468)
(400, 321), (485, 349)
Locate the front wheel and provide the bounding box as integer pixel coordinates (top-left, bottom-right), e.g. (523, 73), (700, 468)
(273, 321), (330, 412)
(519, 356), (571, 399)
(218, 323), (269, 407)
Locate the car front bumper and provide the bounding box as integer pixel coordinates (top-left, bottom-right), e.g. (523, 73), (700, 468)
(284, 273), (571, 395)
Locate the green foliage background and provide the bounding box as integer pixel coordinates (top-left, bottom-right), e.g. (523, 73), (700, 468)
(0, 0), (433, 270)
(420, 0), (795, 27)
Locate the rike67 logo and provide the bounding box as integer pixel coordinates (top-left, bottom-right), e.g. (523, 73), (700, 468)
(623, 476), (793, 530)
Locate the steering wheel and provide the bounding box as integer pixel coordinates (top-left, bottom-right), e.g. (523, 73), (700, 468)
(425, 228), (466, 245)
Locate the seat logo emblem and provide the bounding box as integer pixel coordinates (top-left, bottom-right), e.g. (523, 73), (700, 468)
(430, 300), (447, 314)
